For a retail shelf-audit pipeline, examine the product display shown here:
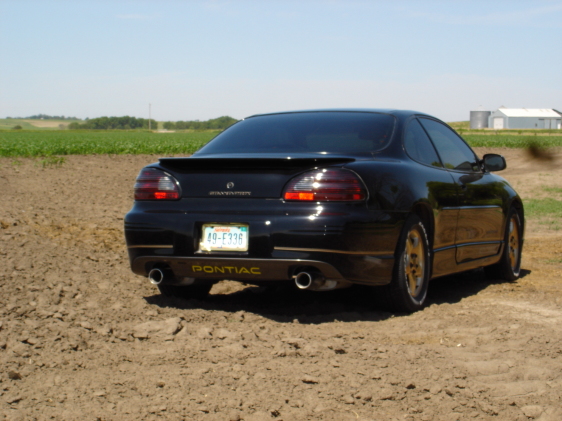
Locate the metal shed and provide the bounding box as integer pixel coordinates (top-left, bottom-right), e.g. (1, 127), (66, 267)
(489, 108), (561, 130)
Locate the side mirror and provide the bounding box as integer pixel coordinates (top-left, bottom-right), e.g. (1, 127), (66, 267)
(482, 154), (506, 172)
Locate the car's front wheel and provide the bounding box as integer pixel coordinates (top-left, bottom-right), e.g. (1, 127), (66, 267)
(383, 215), (430, 313)
(156, 282), (213, 300)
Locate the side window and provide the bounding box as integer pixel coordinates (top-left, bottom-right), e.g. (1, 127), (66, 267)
(418, 118), (479, 172)
(404, 119), (443, 168)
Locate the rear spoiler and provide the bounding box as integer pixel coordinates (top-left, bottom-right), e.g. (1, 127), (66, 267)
(158, 156), (356, 171)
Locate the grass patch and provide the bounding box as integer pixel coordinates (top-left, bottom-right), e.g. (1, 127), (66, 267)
(525, 198), (562, 231)
(37, 156), (66, 168)
(0, 130), (219, 157)
(525, 198), (562, 218)
(543, 187), (562, 195)
(538, 220), (561, 231)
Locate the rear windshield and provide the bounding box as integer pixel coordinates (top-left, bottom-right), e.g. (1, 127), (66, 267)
(195, 112), (395, 155)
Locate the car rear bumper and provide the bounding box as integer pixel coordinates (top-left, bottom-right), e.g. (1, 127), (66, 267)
(129, 253), (395, 286)
(125, 198), (403, 286)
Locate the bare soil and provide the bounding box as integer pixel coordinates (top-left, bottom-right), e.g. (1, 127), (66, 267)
(1, 148), (561, 421)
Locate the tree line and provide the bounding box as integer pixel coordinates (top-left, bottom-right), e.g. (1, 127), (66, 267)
(162, 116), (238, 130)
(4, 114), (239, 131)
(66, 115), (237, 130)
(68, 116), (157, 130)
(6, 114), (79, 120)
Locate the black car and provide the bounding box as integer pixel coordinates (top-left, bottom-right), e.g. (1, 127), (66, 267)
(125, 109), (524, 312)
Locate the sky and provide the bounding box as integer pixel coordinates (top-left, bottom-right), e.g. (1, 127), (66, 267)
(1, 0), (561, 122)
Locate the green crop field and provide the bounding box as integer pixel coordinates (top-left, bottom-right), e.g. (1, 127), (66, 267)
(462, 134), (562, 148)
(1, 128), (561, 158)
(0, 130), (219, 157)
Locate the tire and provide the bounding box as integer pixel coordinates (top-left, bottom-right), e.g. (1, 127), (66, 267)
(383, 215), (431, 313)
(156, 282), (213, 300)
(484, 207), (523, 281)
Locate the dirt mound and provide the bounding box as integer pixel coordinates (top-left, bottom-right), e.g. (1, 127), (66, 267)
(1, 150), (561, 420)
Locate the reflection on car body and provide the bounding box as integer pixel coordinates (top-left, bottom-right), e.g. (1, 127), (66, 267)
(125, 109), (524, 312)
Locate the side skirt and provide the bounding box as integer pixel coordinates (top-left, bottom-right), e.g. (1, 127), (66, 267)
(432, 243), (504, 279)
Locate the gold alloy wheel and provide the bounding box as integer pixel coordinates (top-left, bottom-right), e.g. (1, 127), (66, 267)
(508, 215), (520, 271)
(404, 228), (425, 297)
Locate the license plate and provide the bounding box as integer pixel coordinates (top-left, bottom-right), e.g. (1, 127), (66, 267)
(200, 224), (249, 252)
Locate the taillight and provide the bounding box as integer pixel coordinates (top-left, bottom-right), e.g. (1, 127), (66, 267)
(283, 168), (366, 201)
(134, 168), (180, 200)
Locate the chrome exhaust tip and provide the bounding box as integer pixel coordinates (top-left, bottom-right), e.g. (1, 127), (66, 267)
(294, 271), (325, 290)
(148, 268), (165, 285)
(294, 270), (350, 291)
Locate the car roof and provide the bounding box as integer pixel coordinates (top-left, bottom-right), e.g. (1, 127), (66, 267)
(244, 108), (434, 120)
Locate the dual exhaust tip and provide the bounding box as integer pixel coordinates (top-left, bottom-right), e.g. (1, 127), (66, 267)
(149, 267), (343, 291)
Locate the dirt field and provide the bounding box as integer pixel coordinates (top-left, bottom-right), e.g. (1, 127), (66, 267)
(1, 148), (561, 421)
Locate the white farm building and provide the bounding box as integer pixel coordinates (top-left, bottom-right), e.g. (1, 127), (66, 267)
(469, 108), (562, 129)
(488, 108), (561, 130)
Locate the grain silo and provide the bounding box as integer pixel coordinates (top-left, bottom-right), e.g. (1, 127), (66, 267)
(470, 111), (491, 129)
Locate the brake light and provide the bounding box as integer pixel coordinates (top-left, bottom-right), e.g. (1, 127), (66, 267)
(134, 168), (180, 200)
(283, 168), (366, 201)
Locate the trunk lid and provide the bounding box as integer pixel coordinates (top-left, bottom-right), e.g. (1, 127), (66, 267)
(157, 155), (356, 199)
